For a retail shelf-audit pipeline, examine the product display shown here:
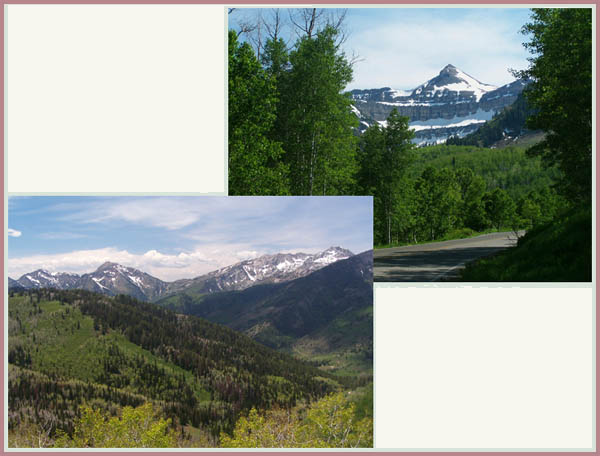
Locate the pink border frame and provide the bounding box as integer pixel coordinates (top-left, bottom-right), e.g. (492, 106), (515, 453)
(1, 1), (597, 455)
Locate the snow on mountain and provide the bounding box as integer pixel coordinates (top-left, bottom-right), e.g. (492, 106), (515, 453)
(11, 262), (168, 302)
(81, 262), (168, 301)
(409, 108), (495, 131)
(349, 64), (527, 145)
(9, 247), (355, 302)
(165, 246), (354, 296)
(411, 64), (497, 102)
(14, 269), (80, 290)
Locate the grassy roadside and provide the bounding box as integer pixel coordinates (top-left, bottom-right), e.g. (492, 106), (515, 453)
(458, 205), (591, 281)
(374, 227), (515, 250)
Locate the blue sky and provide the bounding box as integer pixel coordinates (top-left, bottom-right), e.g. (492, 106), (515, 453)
(230, 7), (533, 90)
(8, 196), (373, 281)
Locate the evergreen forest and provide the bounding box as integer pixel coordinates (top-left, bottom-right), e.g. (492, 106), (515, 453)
(8, 289), (373, 448)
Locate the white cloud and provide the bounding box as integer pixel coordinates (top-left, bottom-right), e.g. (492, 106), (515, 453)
(60, 197), (294, 231)
(345, 11), (529, 90)
(8, 228), (22, 238)
(7, 245), (270, 282)
(7, 196), (373, 280)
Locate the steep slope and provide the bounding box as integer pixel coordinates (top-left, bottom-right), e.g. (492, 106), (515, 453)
(350, 64), (527, 145)
(76, 262), (169, 301)
(163, 247), (353, 297)
(459, 205), (591, 281)
(157, 251), (373, 374)
(8, 277), (24, 290)
(9, 289), (344, 438)
(446, 92), (541, 148)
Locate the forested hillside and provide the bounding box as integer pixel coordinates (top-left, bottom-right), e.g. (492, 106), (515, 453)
(446, 92), (537, 148)
(158, 251), (373, 376)
(8, 289), (372, 447)
(361, 138), (565, 246)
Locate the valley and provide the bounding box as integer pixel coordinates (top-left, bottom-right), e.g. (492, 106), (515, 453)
(8, 248), (373, 447)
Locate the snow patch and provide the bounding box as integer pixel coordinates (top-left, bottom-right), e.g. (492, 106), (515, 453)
(242, 266), (256, 282)
(389, 88), (412, 98)
(127, 275), (145, 289)
(92, 277), (108, 291)
(409, 108), (494, 131)
(26, 275), (41, 285)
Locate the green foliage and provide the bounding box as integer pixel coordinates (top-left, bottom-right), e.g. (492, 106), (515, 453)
(229, 23), (358, 196)
(357, 109), (415, 244)
(368, 141), (567, 247)
(277, 26), (358, 195)
(55, 403), (177, 448)
(8, 418), (55, 448)
(301, 392), (372, 447)
(231, 16), (386, 199)
(220, 407), (301, 448)
(414, 167), (462, 240)
(292, 305), (373, 377)
(460, 205), (591, 281)
(9, 289), (349, 443)
(228, 30), (289, 195)
(517, 8), (592, 202)
(411, 145), (559, 201)
(220, 392), (373, 448)
(483, 188), (516, 231)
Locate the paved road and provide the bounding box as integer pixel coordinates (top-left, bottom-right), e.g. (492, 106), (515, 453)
(374, 231), (522, 282)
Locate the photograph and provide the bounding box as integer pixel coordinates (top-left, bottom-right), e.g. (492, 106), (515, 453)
(228, 7), (592, 282)
(7, 196), (373, 448)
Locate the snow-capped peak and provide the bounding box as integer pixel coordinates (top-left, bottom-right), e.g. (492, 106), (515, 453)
(413, 64), (497, 102)
(11, 248), (356, 302)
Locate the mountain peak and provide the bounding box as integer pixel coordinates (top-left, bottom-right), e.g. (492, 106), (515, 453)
(96, 261), (120, 271)
(440, 63), (458, 73)
(321, 246), (353, 255)
(10, 248), (355, 302)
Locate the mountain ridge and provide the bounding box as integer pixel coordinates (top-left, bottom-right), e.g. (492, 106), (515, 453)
(9, 246), (355, 302)
(350, 64), (528, 145)
(157, 249), (374, 374)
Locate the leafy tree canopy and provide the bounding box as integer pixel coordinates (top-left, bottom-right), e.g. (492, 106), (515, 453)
(55, 403), (177, 448)
(516, 8), (592, 201)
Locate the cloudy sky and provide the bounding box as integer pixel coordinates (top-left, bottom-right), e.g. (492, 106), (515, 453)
(8, 196), (372, 281)
(231, 7), (532, 90)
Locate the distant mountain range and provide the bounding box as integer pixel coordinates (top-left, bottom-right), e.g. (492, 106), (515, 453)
(9, 246), (354, 302)
(158, 250), (373, 373)
(10, 246), (373, 375)
(350, 64), (528, 145)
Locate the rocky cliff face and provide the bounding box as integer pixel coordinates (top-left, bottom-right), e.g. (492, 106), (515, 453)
(350, 64), (528, 145)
